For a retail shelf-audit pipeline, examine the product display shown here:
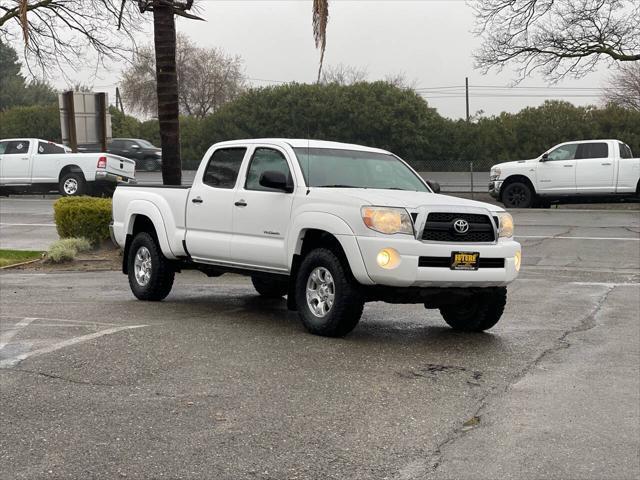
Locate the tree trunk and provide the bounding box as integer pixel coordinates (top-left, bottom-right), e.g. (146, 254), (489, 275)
(153, 6), (181, 185)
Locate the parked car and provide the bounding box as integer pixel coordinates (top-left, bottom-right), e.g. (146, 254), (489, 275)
(0, 138), (136, 196)
(111, 139), (521, 337)
(489, 139), (640, 208)
(108, 138), (162, 172)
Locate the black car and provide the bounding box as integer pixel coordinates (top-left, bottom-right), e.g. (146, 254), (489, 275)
(107, 138), (162, 172)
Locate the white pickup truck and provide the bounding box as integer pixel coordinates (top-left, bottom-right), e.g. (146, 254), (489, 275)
(489, 139), (640, 208)
(111, 139), (521, 337)
(0, 138), (136, 196)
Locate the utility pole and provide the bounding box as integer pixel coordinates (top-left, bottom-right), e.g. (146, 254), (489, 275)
(115, 87), (125, 114)
(465, 77), (470, 123)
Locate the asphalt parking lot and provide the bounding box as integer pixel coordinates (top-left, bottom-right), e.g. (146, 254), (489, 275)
(1, 201), (639, 479)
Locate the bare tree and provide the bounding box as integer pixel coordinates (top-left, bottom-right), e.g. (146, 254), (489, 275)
(472, 0), (640, 81)
(121, 34), (245, 118)
(0, 0), (143, 76)
(320, 63), (368, 85)
(603, 62), (640, 110)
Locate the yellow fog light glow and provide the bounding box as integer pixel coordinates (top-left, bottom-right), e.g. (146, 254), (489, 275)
(498, 212), (514, 238)
(514, 251), (522, 271)
(376, 248), (401, 269)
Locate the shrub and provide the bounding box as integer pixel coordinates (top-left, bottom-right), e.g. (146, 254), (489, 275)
(53, 197), (112, 245)
(46, 238), (92, 263)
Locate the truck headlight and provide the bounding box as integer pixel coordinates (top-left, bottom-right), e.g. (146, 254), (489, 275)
(496, 212), (514, 238)
(362, 207), (414, 235)
(490, 167), (501, 181)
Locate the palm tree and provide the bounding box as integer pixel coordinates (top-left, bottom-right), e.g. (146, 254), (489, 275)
(313, 0), (330, 82)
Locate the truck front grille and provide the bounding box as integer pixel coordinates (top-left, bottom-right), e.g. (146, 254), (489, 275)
(421, 212), (496, 242)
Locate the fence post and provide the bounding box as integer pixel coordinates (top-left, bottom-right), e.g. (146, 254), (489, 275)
(470, 161), (474, 199)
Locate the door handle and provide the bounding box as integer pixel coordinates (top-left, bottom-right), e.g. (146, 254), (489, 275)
(234, 200), (247, 207)
(563, 164), (573, 167)
(601, 162), (612, 166)
(191, 197), (203, 204)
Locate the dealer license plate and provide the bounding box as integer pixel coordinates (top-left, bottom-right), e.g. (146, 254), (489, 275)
(451, 251), (479, 271)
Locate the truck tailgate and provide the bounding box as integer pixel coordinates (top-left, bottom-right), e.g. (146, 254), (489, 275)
(105, 154), (136, 178)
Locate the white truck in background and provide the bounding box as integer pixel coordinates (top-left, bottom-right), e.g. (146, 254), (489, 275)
(111, 138), (521, 338)
(0, 138), (136, 196)
(489, 139), (640, 208)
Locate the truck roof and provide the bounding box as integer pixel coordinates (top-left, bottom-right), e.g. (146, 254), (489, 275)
(211, 138), (391, 154)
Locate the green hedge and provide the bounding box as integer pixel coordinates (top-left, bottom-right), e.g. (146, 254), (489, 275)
(53, 197), (112, 245)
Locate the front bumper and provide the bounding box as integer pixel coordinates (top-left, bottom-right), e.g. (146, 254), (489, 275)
(355, 235), (521, 288)
(109, 221), (120, 248)
(488, 180), (503, 199)
(95, 170), (137, 185)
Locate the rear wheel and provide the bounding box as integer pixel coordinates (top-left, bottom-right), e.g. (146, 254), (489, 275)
(295, 248), (364, 337)
(143, 157), (158, 171)
(502, 182), (533, 208)
(251, 276), (288, 298)
(59, 172), (86, 196)
(439, 287), (507, 332)
(127, 232), (175, 301)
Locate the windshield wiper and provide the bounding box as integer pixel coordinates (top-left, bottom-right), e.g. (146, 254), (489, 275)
(316, 184), (359, 188)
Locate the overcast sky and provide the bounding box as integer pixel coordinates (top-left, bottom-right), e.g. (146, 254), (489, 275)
(72, 0), (608, 119)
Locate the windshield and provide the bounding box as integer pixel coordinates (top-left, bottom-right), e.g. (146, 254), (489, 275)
(137, 139), (157, 148)
(293, 147), (429, 192)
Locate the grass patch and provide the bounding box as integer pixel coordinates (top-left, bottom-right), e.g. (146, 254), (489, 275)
(0, 249), (43, 268)
(46, 238), (92, 263)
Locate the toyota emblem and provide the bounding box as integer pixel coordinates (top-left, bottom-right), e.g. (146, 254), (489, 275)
(453, 219), (470, 234)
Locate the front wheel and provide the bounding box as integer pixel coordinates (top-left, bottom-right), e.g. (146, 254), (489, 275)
(142, 158), (159, 172)
(295, 248), (364, 337)
(439, 287), (507, 332)
(502, 182), (533, 208)
(127, 232), (175, 301)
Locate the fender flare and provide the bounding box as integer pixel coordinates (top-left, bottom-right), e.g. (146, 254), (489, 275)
(288, 212), (373, 285)
(124, 200), (177, 259)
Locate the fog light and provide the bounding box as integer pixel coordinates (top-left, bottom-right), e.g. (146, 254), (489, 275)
(514, 251), (522, 272)
(376, 248), (400, 269)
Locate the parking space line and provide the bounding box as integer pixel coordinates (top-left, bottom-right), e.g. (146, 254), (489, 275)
(0, 223), (56, 227)
(0, 315), (120, 327)
(0, 325), (148, 368)
(0, 317), (36, 350)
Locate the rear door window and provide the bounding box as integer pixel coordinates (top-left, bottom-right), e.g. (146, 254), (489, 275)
(576, 142), (609, 160)
(0, 141), (7, 155)
(38, 142), (65, 154)
(202, 147), (247, 189)
(5, 140), (30, 154)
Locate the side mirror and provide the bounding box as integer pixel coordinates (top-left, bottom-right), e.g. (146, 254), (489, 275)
(427, 180), (441, 193)
(259, 171), (293, 193)
(540, 153), (549, 162)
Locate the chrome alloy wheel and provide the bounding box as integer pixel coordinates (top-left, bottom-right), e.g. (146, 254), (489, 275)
(306, 267), (335, 318)
(63, 178), (78, 195)
(134, 246), (152, 286)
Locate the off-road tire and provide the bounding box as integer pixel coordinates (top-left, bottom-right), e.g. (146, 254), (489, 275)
(127, 232), (175, 301)
(439, 287), (507, 332)
(59, 172), (86, 196)
(502, 182), (533, 208)
(295, 248), (364, 337)
(251, 276), (289, 298)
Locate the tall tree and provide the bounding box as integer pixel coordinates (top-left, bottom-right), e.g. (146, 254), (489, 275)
(313, 0), (329, 82)
(472, 0), (640, 80)
(136, 1), (202, 185)
(603, 63), (640, 111)
(120, 34), (245, 119)
(0, 0), (142, 75)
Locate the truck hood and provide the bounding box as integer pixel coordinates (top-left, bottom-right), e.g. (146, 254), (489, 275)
(309, 188), (504, 212)
(493, 158), (538, 170)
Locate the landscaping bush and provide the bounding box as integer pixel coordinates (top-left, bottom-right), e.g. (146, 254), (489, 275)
(46, 238), (92, 263)
(53, 197), (112, 245)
